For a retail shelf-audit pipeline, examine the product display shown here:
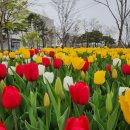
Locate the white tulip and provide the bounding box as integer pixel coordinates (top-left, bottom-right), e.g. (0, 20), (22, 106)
(38, 65), (45, 76)
(113, 58), (121, 66)
(2, 61), (8, 68)
(15, 55), (19, 59)
(3, 55), (7, 59)
(43, 72), (54, 84)
(33, 54), (37, 61)
(119, 87), (130, 96)
(63, 76), (74, 91)
(8, 66), (15, 75)
(20, 54), (22, 58)
(25, 58), (31, 63)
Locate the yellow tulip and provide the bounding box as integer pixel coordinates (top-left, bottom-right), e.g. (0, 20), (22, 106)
(35, 56), (42, 64)
(72, 57), (85, 70)
(22, 50), (30, 59)
(9, 52), (15, 59)
(127, 59), (130, 66)
(63, 56), (72, 66)
(15, 50), (20, 55)
(119, 90), (130, 124)
(112, 69), (118, 79)
(55, 52), (65, 60)
(3, 50), (8, 55)
(94, 71), (106, 85)
(88, 56), (94, 63)
(44, 93), (50, 108)
(0, 53), (3, 58)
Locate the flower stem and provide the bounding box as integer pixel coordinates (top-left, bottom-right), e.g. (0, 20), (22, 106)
(46, 108), (50, 130)
(12, 110), (18, 130)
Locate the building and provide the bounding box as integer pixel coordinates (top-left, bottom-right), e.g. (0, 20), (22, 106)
(3, 9), (56, 51)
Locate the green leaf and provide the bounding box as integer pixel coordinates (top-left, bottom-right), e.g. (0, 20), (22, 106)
(4, 115), (14, 130)
(107, 105), (120, 130)
(45, 79), (58, 119)
(73, 103), (80, 117)
(21, 93), (31, 106)
(93, 106), (106, 130)
(93, 91), (99, 107)
(10, 67), (26, 89)
(93, 116), (105, 130)
(25, 121), (42, 130)
(5, 74), (14, 85)
(28, 108), (37, 127)
(38, 118), (45, 130)
(58, 107), (70, 130)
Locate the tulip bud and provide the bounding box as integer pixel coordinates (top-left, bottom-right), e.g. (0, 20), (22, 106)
(0, 80), (6, 89)
(106, 93), (113, 113)
(85, 71), (89, 81)
(112, 69), (118, 79)
(81, 71), (85, 79)
(15, 62), (19, 67)
(44, 93), (50, 108)
(8, 66), (15, 75)
(127, 59), (130, 66)
(55, 77), (64, 98)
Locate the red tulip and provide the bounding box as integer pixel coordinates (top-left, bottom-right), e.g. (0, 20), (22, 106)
(106, 64), (111, 73)
(69, 82), (90, 105)
(81, 59), (89, 71)
(24, 63), (39, 81)
(122, 64), (130, 75)
(2, 86), (21, 110)
(0, 122), (6, 130)
(42, 57), (50, 67)
(49, 51), (55, 57)
(34, 49), (39, 54)
(53, 58), (62, 69)
(64, 116), (89, 130)
(29, 50), (35, 57)
(0, 64), (7, 80)
(16, 64), (24, 77)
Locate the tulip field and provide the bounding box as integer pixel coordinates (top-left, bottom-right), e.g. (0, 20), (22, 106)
(0, 47), (130, 130)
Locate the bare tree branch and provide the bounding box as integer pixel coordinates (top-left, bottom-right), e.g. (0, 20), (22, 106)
(93, 0), (130, 47)
(51, 0), (78, 47)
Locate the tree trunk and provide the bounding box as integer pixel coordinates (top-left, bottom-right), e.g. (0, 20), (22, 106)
(86, 42), (89, 48)
(41, 31), (45, 48)
(0, 24), (3, 52)
(118, 25), (125, 47)
(95, 42), (96, 47)
(7, 30), (10, 51)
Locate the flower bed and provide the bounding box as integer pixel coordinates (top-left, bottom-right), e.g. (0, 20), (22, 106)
(0, 47), (130, 130)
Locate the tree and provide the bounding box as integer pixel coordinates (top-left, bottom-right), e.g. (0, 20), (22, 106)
(0, 0), (28, 51)
(124, 14), (130, 47)
(89, 18), (102, 32)
(20, 32), (40, 48)
(51, 0), (78, 47)
(93, 0), (130, 47)
(82, 19), (88, 33)
(26, 13), (54, 48)
(102, 35), (115, 46)
(102, 25), (117, 38)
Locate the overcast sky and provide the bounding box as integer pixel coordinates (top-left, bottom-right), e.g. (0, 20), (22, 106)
(28, 0), (116, 28)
